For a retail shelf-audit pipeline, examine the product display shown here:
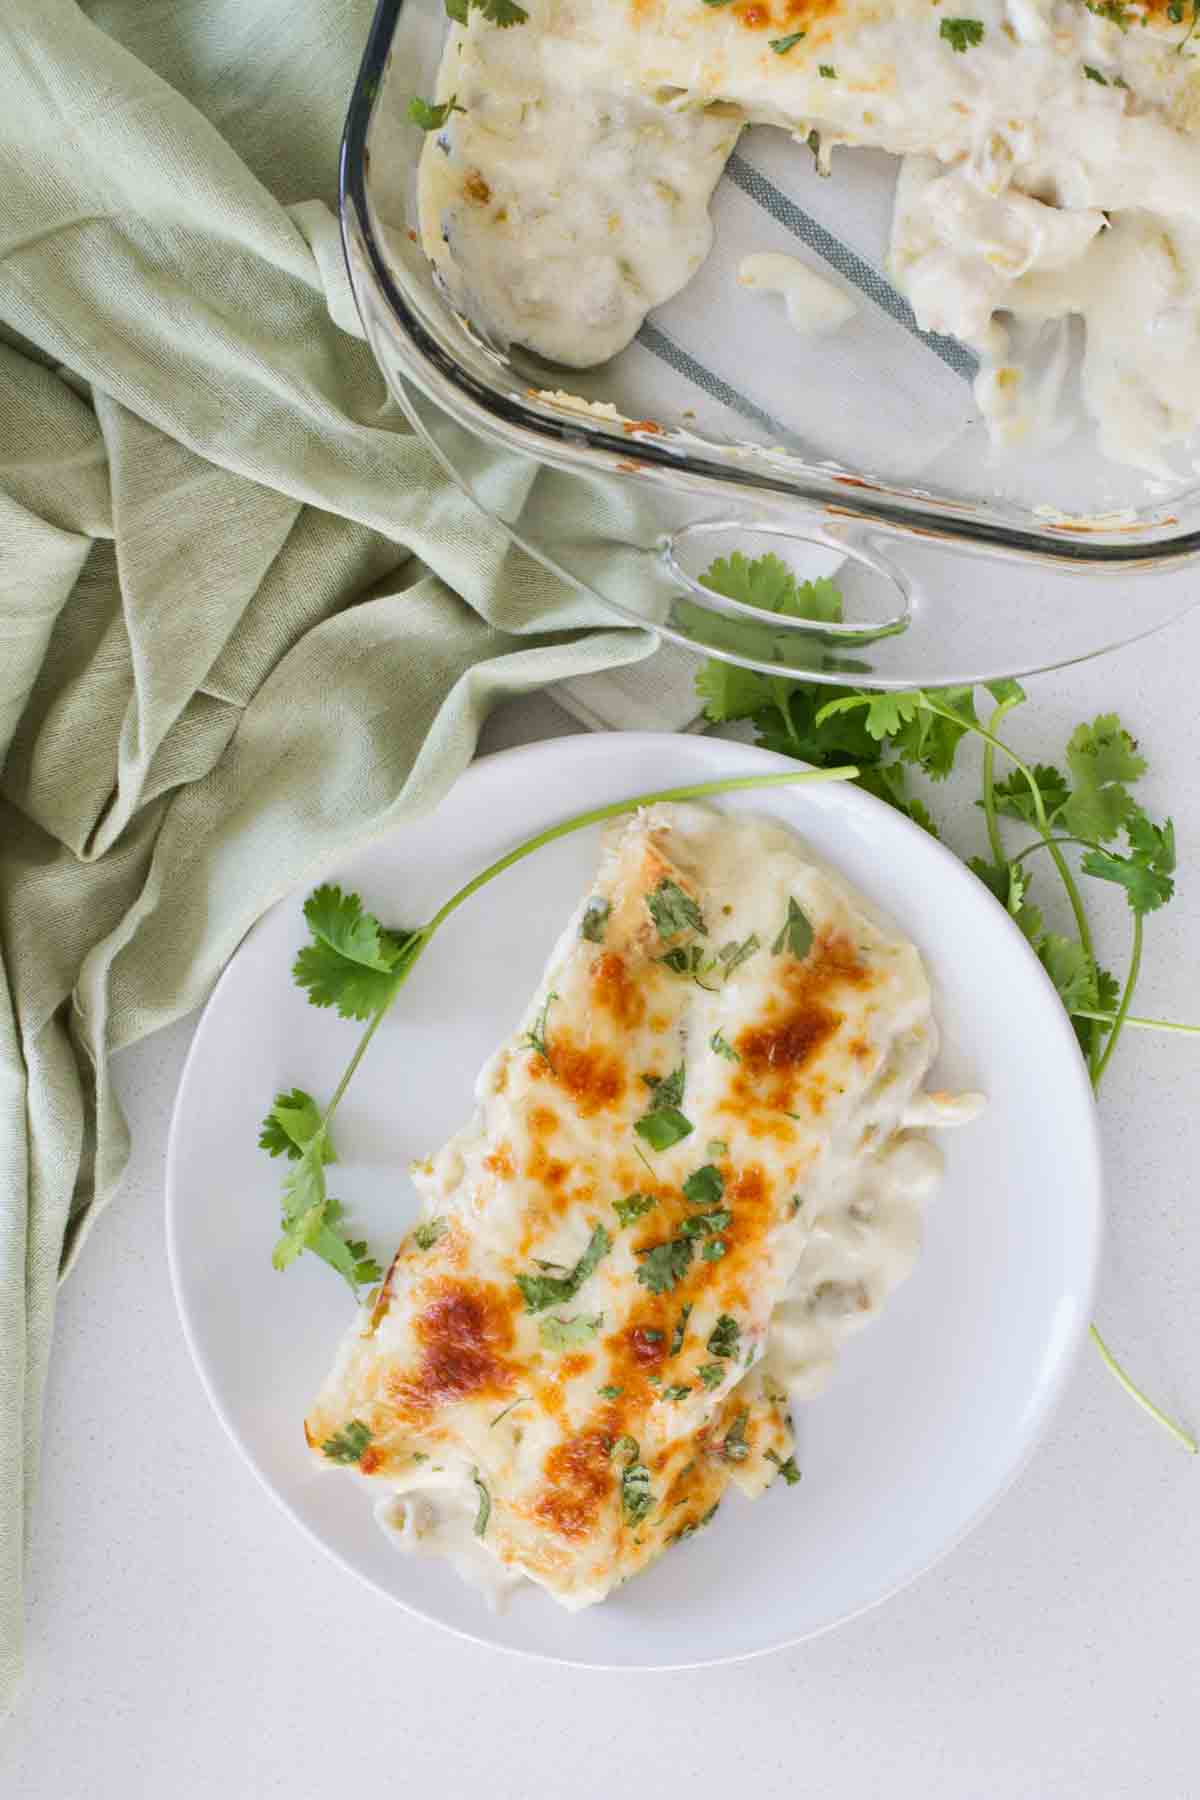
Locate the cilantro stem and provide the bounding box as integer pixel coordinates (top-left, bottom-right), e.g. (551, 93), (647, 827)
(1008, 835), (1095, 864)
(1093, 911), (1142, 1088)
(423, 767), (858, 936)
(982, 693), (1022, 868)
(1073, 1010), (1200, 1035)
(1089, 1323), (1197, 1454)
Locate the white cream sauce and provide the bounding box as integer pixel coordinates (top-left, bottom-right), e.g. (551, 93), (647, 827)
(418, 0), (1200, 468)
(738, 252), (859, 335)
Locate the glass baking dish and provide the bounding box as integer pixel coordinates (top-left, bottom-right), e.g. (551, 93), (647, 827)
(339, 0), (1200, 687)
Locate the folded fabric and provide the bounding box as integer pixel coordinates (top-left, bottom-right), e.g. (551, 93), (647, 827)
(0, 0), (664, 1714)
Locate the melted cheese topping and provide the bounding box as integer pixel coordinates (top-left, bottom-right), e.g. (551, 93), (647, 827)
(307, 805), (980, 1610)
(418, 0), (1200, 469)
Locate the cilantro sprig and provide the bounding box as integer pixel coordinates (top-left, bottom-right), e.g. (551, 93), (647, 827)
(694, 553), (1195, 1455)
(259, 767), (856, 1292)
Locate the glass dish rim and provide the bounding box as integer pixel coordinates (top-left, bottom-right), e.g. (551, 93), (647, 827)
(341, 0), (1200, 572)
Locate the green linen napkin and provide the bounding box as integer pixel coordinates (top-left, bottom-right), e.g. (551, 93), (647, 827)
(0, 0), (658, 1713)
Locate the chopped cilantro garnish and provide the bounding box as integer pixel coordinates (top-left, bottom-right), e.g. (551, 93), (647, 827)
(663, 1384), (692, 1402)
(707, 1314), (740, 1359)
(717, 933), (760, 976)
(772, 897), (814, 960)
(710, 1029), (740, 1062)
(472, 1469), (491, 1536)
(614, 1192), (657, 1228)
(635, 1065), (692, 1148)
(515, 1224), (611, 1312)
(765, 1448), (803, 1486)
(598, 1384), (623, 1399)
(321, 1420), (372, 1464)
(647, 879), (706, 939)
(446, 0), (528, 23)
(581, 896), (611, 943)
(697, 1362), (725, 1390)
(701, 1239), (727, 1262)
(522, 990), (557, 1068)
(643, 1065), (685, 1109)
(413, 1217), (446, 1250)
(721, 1408), (751, 1462)
(635, 1108), (694, 1152)
(1083, 63), (1108, 82)
(614, 1436), (654, 1525)
(683, 1163), (725, 1207)
(659, 944), (719, 987)
(406, 94), (464, 131)
(770, 29), (806, 50)
(636, 1236), (695, 1295)
(679, 1208), (731, 1238)
(539, 1311), (604, 1350)
(939, 16), (984, 49)
(670, 1302), (694, 1356)
(819, 62), (837, 76)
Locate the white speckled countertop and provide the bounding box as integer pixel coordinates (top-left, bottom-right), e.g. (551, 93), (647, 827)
(3, 639), (1199, 1800)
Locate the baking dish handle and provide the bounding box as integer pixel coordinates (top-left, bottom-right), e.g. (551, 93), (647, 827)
(661, 516), (913, 645)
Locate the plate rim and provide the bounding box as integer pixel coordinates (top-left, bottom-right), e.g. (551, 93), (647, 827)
(165, 729), (1104, 1672)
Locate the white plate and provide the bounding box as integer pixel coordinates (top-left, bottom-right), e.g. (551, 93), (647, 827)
(166, 732), (1102, 1669)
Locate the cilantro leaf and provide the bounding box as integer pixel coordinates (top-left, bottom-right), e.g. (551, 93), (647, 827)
(659, 944), (719, 987)
(663, 1384), (693, 1402)
(770, 29), (806, 49)
(413, 1217), (447, 1250)
(647, 879), (706, 939)
(940, 16), (985, 48)
(1061, 715), (1147, 843)
(1039, 934), (1097, 1014)
(635, 1108), (693, 1152)
(406, 94), (464, 130)
(694, 661), (772, 724)
(683, 1164), (725, 1207)
(816, 691), (932, 748)
(717, 934), (760, 976)
(321, 1420), (372, 1464)
(699, 551), (840, 621)
(614, 1192), (657, 1228)
(1082, 816), (1176, 914)
(707, 1314), (740, 1358)
(1096, 967), (1121, 1016)
(893, 688), (977, 779)
(581, 897), (611, 943)
(772, 896), (814, 960)
(636, 1236), (695, 1295)
(539, 1312), (604, 1350)
(293, 885), (416, 1020)
(990, 763), (1071, 825)
(515, 1224), (612, 1312)
(258, 1088), (329, 1161)
(678, 1208), (732, 1238)
(598, 1384), (623, 1399)
(697, 1362), (726, 1390)
(710, 1028), (740, 1062)
(475, 0), (528, 21)
(643, 1065), (685, 1109)
(700, 1239), (727, 1262)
